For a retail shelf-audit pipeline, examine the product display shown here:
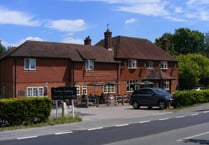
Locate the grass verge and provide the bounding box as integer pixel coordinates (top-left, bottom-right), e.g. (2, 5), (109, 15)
(0, 115), (82, 131)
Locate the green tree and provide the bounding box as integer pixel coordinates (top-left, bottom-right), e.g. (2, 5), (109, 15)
(155, 28), (205, 55)
(155, 33), (177, 55)
(0, 41), (6, 54)
(203, 32), (209, 57)
(177, 54), (209, 89)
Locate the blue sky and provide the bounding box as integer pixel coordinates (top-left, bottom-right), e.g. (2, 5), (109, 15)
(1, 0), (209, 47)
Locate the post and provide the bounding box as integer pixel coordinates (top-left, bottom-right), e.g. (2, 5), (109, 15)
(55, 100), (58, 119)
(72, 99), (75, 118)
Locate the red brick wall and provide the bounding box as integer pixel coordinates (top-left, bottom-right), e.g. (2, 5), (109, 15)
(0, 58), (15, 97)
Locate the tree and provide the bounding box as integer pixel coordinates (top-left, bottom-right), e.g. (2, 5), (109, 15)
(0, 41), (6, 54)
(203, 32), (209, 57)
(155, 28), (205, 56)
(177, 54), (209, 89)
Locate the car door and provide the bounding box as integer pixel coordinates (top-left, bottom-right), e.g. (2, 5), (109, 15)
(142, 89), (155, 105)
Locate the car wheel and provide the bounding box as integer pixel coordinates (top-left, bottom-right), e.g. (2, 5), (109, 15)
(158, 101), (166, 110)
(132, 101), (139, 109)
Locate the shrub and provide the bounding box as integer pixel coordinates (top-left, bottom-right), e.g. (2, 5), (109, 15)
(173, 89), (209, 108)
(0, 97), (52, 126)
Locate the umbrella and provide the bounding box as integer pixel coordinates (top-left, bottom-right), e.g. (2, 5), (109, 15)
(104, 82), (119, 86)
(143, 81), (154, 85)
(86, 82), (104, 86)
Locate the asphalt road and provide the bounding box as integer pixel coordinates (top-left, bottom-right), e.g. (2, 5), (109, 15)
(1, 110), (209, 145)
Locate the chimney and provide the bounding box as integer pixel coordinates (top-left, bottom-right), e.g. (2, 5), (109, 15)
(162, 38), (169, 52)
(84, 36), (91, 45)
(104, 29), (112, 49)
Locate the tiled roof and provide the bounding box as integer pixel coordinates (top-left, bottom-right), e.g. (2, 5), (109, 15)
(1, 40), (117, 63)
(97, 36), (177, 61)
(143, 69), (175, 80)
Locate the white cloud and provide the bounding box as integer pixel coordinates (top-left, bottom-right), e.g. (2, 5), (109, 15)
(68, 0), (209, 22)
(0, 7), (40, 26)
(125, 18), (137, 24)
(62, 33), (83, 44)
(117, 2), (169, 17)
(3, 36), (43, 47)
(47, 19), (87, 32)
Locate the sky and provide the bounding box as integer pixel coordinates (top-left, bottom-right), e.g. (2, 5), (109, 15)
(1, 0), (209, 48)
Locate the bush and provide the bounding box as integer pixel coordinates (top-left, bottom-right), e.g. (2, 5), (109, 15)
(0, 97), (52, 126)
(173, 90), (209, 108)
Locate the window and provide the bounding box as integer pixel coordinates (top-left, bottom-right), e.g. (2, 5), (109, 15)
(164, 80), (170, 91)
(103, 85), (115, 93)
(85, 59), (94, 71)
(24, 58), (36, 71)
(75, 85), (80, 96)
(127, 80), (137, 92)
(146, 61), (153, 69)
(27, 87), (44, 97)
(160, 61), (168, 69)
(128, 59), (137, 69)
(82, 85), (88, 95)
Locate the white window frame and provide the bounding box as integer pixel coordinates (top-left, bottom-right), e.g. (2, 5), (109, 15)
(146, 61), (153, 69)
(85, 59), (94, 71)
(103, 85), (115, 94)
(27, 87), (44, 97)
(164, 80), (170, 91)
(82, 85), (88, 95)
(160, 61), (168, 69)
(75, 85), (80, 96)
(128, 59), (137, 69)
(126, 80), (137, 92)
(24, 58), (36, 71)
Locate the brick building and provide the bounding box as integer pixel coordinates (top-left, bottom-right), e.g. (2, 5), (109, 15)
(0, 29), (178, 100)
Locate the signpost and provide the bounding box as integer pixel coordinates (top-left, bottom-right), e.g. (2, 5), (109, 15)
(51, 87), (77, 118)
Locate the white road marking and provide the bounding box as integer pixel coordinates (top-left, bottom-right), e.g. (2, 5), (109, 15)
(190, 113), (199, 116)
(203, 110), (209, 113)
(138, 120), (151, 124)
(175, 115), (185, 118)
(88, 127), (103, 131)
(55, 131), (73, 135)
(17, 136), (38, 140)
(158, 118), (169, 121)
(115, 124), (129, 127)
(177, 131), (209, 142)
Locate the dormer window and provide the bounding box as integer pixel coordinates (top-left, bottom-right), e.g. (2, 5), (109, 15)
(160, 61), (168, 69)
(85, 59), (94, 71)
(146, 61), (153, 69)
(128, 59), (137, 69)
(24, 58), (36, 71)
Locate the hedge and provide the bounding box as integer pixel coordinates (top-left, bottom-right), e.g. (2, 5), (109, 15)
(0, 97), (52, 126)
(173, 90), (209, 107)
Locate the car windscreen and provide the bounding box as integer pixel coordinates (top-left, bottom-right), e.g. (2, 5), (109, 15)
(153, 88), (169, 95)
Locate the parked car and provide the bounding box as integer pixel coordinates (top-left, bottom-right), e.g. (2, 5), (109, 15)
(192, 87), (205, 91)
(129, 88), (173, 110)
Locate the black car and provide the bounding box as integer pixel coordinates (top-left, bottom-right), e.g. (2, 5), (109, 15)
(129, 88), (173, 110)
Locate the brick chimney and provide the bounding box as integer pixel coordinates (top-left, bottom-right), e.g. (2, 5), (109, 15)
(84, 36), (91, 45)
(162, 38), (169, 52)
(104, 29), (112, 49)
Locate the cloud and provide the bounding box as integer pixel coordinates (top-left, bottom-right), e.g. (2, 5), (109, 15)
(47, 19), (87, 32)
(125, 18), (137, 24)
(0, 7), (40, 26)
(68, 0), (209, 22)
(3, 36), (43, 47)
(62, 33), (83, 44)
